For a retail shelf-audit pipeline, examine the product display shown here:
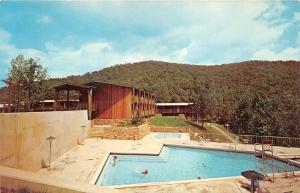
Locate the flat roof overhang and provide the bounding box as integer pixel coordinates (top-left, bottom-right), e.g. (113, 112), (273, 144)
(53, 83), (94, 92)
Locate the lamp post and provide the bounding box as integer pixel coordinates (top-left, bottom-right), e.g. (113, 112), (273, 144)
(255, 133), (259, 144)
(225, 123), (230, 143)
(46, 136), (56, 169)
(81, 125), (86, 144)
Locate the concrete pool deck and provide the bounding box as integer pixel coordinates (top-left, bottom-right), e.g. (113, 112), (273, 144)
(37, 135), (300, 192)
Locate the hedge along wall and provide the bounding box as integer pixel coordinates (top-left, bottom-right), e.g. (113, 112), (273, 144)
(0, 110), (89, 171)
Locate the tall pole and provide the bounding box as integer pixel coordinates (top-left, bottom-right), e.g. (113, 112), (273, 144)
(67, 90), (70, 110)
(81, 125), (86, 144)
(46, 136), (56, 169)
(88, 88), (93, 120)
(49, 140), (52, 166)
(8, 82), (11, 112)
(225, 123), (229, 144)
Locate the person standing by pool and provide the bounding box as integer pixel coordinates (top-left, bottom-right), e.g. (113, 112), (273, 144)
(112, 156), (117, 166)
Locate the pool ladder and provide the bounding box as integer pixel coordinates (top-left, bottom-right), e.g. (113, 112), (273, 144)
(254, 141), (275, 182)
(283, 161), (295, 178)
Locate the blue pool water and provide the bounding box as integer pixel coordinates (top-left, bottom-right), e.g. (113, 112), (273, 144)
(154, 133), (182, 139)
(96, 146), (300, 186)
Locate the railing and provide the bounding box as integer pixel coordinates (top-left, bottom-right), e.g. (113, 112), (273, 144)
(55, 102), (89, 111)
(188, 132), (300, 147)
(239, 135), (300, 147)
(0, 102), (95, 112)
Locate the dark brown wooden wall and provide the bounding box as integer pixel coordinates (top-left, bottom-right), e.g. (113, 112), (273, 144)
(93, 83), (132, 119)
(157, 106), (191, 116)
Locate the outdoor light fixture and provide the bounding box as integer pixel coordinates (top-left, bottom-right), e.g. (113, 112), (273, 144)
(46, 135), (56, 169)
(80, 125), (86, 144)
(225, 123), (230, 144)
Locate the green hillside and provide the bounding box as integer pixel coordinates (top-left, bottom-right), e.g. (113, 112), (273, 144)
(1, 60), (299, 137)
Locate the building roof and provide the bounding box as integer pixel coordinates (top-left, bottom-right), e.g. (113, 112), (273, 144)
(84, 81), (155, 96)
(84, 81), (132, 89)
(156, 103), (193, 106)
(53, 83), (93, 92)
(54, 82), (155, 96)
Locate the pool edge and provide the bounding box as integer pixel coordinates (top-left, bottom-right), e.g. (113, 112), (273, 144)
(90, 143), (300, 187)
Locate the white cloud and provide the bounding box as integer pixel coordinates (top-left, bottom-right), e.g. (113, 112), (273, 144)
(0, 1), (298, 81)
(0, 28), (11, 43)
(294, 12), (300, 22)
(252, 47), (300, 61)
(297, 31), (300, 45)
(40, 41), (173, 77)
(36, 16), (52, 24)
(175, 48), (188, 59)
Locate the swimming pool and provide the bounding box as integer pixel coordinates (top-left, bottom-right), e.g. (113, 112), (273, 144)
(96, 146), (300, 186)
(154, 133), (182, 139)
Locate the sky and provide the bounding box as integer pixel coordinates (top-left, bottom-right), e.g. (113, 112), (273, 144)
(0, 0), (300, 86)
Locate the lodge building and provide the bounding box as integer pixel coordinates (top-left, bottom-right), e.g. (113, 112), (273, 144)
(156, 103), (192, 117)
(54, 82), (155, 120)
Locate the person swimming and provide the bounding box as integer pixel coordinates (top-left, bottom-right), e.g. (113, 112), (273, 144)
(142, 169), (148, 175)
(197, 176), (202, 179)
(112, 156), (117, 166)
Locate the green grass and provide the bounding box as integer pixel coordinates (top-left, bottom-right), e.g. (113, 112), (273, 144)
(210, 123), (236, 138)
(149, 116), (197, 128)
(148, 116), (235, 142)
(202, 123), (236, 142)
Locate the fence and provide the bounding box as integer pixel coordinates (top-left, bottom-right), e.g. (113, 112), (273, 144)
(239, 135), (300, 147)
(0, 102), (96, 113)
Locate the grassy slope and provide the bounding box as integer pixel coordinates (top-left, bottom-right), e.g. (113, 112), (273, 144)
(149, 116), (197, 128)
(149, 116), (234, 142)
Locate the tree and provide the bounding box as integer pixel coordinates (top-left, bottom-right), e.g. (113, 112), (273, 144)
(8, 54), (49, 111)
(191, 80), (215, 128)
(232, 93), (281, 136)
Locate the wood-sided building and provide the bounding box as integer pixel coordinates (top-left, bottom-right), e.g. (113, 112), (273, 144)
(54, 82), (155, 120)
(156, 103), (192, 117)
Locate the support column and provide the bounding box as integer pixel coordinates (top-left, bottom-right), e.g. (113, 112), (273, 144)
(133, 88), (136, 117)
(138, 90), (140, 116)
(88, 88), (93, 120)
(67, 90), (70, 110)
(54, 90), (59, 111)
(8, 82), (11, 113)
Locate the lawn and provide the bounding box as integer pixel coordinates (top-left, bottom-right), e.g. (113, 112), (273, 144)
(149, 116), (197, 128)
(202, 123), (233, 142)
(148, 116), (234, 142)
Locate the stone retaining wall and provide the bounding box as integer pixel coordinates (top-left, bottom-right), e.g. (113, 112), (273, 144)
(89, 124), (150, 140)
(93, 119), (126, 125)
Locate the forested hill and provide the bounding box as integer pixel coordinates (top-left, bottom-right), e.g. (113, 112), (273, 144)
(1, 60), (299, 103)
(1, 60), (299, 137)
(51, 60), (299, 101)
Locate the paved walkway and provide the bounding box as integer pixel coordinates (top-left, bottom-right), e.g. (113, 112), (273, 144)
(120, 176), (300, 193)
(37, 135), (300, 193)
